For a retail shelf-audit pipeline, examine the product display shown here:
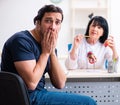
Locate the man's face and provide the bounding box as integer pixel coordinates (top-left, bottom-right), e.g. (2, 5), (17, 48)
(39, 12), (62, 37)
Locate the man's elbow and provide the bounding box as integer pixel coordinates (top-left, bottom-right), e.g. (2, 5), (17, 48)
(54, 79), (67, 89)
(27, 82), (38, 90)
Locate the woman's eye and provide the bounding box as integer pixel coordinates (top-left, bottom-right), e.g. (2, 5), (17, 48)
(98, 26), (102, 29)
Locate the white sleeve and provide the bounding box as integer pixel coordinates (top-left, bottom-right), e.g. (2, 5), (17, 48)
(65, 54), (78, 70)
(105, 47), (113, 61)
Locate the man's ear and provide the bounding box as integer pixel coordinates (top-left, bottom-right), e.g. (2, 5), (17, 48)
(37, 20), (41, 25)
(35, 20), (41, 25)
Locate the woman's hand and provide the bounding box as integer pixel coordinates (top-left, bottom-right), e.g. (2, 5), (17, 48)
(73, 34), (84, 49)
(104, 35), (119, 60)
(104, 35), (115, 50)
(70, 34), (84, 60)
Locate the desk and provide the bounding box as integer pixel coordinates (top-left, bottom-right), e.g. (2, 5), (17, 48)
(65, 69), (120, 78)
(45, 70), (120, 105)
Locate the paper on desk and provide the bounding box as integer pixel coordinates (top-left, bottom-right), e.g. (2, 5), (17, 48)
(67, 69), (106, 73)
(85, 69), (106, 72)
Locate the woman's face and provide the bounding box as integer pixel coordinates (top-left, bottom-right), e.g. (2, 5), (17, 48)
(89, 21), (104, 39)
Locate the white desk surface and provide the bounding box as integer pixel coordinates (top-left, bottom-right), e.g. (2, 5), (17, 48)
(57, 57), (120, 78)
(66, 69), (120, 78)
(45, 69), (120, 78)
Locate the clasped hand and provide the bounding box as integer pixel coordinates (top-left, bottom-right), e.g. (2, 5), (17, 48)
(41, 28), (58, 55)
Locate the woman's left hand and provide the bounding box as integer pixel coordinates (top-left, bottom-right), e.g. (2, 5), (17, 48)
(104, 35), (115, 50)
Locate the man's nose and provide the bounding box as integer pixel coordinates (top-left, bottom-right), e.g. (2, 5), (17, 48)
(50, 23), (56, 31)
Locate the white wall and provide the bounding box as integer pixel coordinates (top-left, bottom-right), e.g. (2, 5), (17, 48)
(110, 0), (120, 56)
(0, 0), (120, 57)
(0, 0), (71, 56)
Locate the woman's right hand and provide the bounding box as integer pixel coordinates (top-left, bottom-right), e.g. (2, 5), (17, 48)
(73, 34), (84, 49)
(70, 34), (84, 60)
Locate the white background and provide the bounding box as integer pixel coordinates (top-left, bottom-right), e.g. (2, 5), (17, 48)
(0, 0), (119, 57)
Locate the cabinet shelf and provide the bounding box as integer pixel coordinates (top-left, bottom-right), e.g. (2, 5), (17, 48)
(71, 0), (108, 9)
(74, 8), (108, 11)
(70, 0), (110, 38)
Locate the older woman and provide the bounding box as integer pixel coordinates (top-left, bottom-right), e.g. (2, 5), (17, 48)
(65, 16), (118, 70)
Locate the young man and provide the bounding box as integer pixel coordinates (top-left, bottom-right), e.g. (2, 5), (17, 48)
(1, 4), (97, 105)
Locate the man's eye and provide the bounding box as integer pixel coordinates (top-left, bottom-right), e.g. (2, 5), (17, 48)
(45, 20), (52, 23)
(56, 21), (61, 25)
